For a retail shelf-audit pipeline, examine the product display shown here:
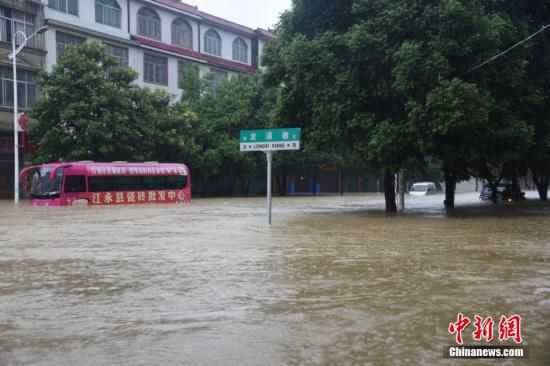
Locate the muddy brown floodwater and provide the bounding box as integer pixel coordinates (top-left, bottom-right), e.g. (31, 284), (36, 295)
(0, 193), (549, 365)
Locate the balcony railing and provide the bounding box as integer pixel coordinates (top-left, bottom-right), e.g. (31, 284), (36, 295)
(0, 15), (45, 50)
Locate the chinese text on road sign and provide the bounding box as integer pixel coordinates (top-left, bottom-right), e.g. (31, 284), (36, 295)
(240, 128), (301, 152)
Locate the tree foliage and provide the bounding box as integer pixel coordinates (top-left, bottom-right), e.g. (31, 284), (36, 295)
(263, 0), (549, 209)
(180, 69), (274, 195)
(29, 42), (196, 164)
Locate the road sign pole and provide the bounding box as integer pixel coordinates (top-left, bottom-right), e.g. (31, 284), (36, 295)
(240, 128), (300, 225)
(266, 150), (273, 225)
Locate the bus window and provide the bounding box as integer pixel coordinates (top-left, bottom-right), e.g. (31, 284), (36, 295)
(89, 176), (115, 192)
(179, 176), (187, 189)
(117, 176), (141, 191)
(88, 176), (101, 192)
(142, 176), (155, 190)
(167, 175), (187, 189)
(53, 168), (64, 194)
(89, 175), (187, 191)
(64, 176), (86, 193)
(30, 167), (53, 198)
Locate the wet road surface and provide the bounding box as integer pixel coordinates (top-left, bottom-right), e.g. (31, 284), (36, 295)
(0, 193), (549, 365)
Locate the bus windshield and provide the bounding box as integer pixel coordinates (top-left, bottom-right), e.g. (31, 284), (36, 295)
(30, 167), (63, 198)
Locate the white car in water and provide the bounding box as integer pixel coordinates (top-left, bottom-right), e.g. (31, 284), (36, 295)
(409, 182), (437, 196)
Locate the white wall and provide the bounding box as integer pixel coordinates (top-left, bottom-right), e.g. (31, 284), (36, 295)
(43, 0), (130, 40)
(131, 49), (183, 100)
(128, 1), (252, 65)
(129, 0), (200, 52)
(45, 24), (209, 101)
(44, 25), (134, 72)
(43, 27), (57, 71)
(200, 25), (251, 65)
(42, 0), (259, 102)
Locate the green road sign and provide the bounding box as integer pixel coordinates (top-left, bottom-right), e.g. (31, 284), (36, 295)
(240, 128), (301, 152)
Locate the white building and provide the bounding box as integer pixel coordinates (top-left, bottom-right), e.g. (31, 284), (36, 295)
(42, 0), (276, 99)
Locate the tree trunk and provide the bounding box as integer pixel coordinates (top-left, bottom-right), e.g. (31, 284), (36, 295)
(444, 170), (456, 209)
(533, 175), (549, 201)
(384, 168), (397, 214)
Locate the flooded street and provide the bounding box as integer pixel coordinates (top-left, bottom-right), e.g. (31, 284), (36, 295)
(1, 193), (549, 365)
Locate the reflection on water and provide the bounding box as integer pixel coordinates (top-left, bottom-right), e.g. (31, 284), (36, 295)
(0, 193), (549, 365)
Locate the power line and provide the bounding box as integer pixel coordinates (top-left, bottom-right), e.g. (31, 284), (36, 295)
(464, 23), (550, 76)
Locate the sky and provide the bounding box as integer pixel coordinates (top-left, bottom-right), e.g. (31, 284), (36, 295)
(186, 0), (292, 30)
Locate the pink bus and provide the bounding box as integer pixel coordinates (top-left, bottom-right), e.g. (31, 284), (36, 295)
(19, 161), (191, 206)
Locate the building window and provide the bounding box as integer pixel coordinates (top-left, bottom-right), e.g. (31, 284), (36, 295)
(95, 0), (121, 28)
(0, 66), (38, 109)
(0, 7), (38, 48)
(209, 68), (227, 90)
(178, 61), (198, 88)
(144, 54), (167, 85)
(48, 0), (78, 16)
(0, 135), (14, 154)
(172, 18), (192, 49)
(232, 38), (248, 63)
(204, 29), (221, 56)
(137, 7), (160, 40)
(105, 44), (128, 66)
(56, 31), (85, 58)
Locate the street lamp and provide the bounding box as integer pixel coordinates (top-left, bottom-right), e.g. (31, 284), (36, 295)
(8, 25), (47, 203)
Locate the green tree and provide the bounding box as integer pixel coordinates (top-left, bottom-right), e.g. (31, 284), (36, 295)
(135, 88), (200, 165)
(504, 2), (550, 201)
(180, 71), (273, 195)
(264, 0), (435, 213)
(264, 0), (540, 210)
(29, 42), (195, 164)
(412, 78), (532, 205)
(346, 0), (534, 207)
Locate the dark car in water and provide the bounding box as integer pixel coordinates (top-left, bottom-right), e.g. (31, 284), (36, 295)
(479, 183), (525, 201)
